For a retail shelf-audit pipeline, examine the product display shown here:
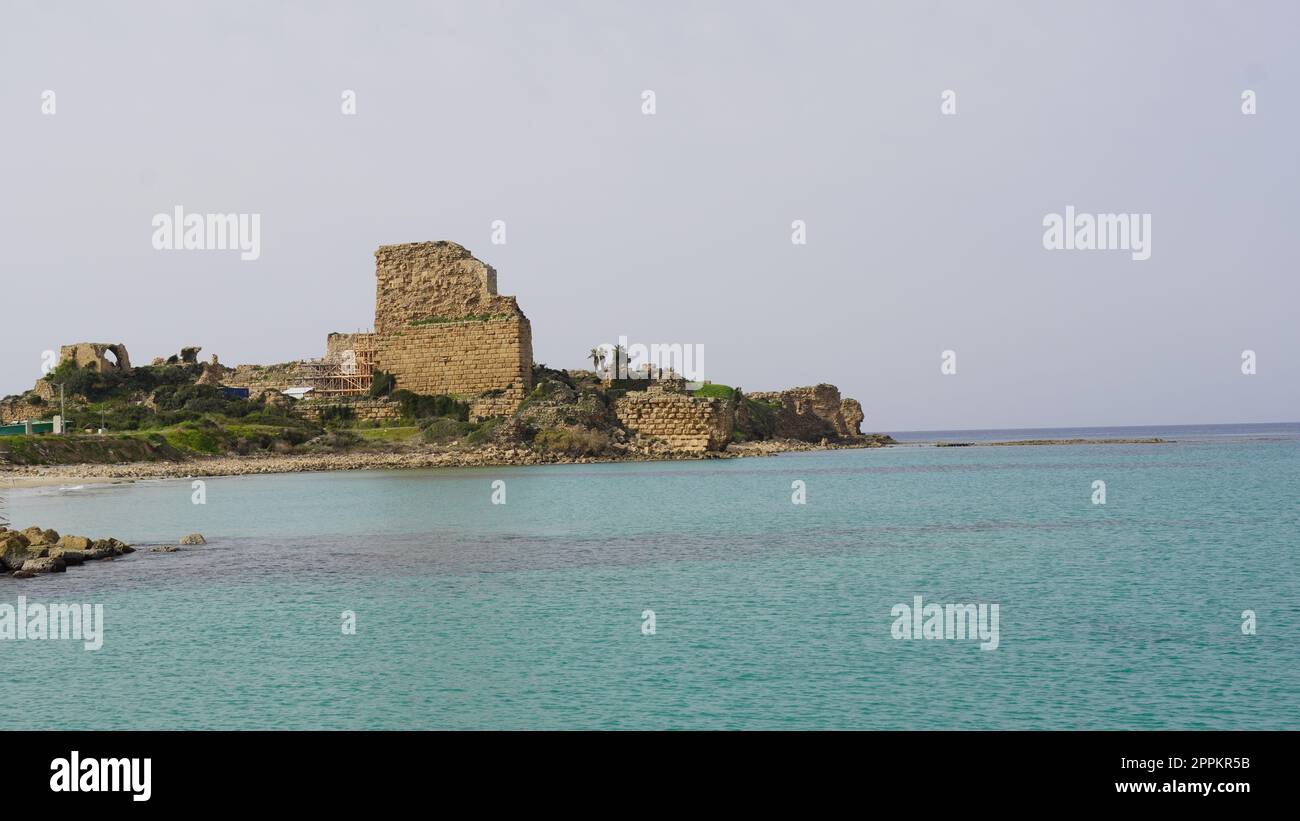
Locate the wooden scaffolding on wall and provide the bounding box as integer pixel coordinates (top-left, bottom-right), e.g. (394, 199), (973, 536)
(299, 339), (377, 397)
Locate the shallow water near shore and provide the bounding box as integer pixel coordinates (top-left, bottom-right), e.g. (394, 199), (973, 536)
(4, 430), (1299, 729)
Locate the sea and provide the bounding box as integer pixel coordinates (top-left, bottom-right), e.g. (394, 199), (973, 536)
(3, 422), (1297, 729)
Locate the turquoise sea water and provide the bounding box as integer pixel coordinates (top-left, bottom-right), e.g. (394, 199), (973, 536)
(3, 428), (1298, 729)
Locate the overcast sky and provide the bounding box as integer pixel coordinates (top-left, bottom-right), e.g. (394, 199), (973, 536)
(2, 1), (1296, 431)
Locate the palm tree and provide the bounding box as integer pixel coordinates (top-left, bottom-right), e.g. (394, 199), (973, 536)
(589, 347), (606, 374)
(611, 345), (629, 379)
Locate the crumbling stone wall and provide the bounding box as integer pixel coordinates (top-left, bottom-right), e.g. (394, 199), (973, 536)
(747, 384), (864, 440)
(614, 386), (734, 452)
(0, 398), (50, 424)
(374, 242), (524, 333)
(222, 363), (307, 392)
(470, 391), (528, 421)
(60, 343), (131, 374)
(370, 242), (533, 408)
(326, 332), (376, 359)
(298, 399), (401, 423)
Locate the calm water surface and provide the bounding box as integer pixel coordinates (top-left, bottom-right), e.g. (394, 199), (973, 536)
(4, 429), (1298, 729)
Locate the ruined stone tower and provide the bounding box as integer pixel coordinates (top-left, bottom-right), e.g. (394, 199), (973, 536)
(59, 343), (131, 374)
(369, 241), (533, 413)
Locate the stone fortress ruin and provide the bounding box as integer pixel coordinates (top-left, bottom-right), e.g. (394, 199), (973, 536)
(226, 241), (535, 420)
(220, 240), (866, 449)
(4, 240), (873, 454)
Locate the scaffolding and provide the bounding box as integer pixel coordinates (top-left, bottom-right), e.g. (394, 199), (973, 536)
(300, 339), (377, 397)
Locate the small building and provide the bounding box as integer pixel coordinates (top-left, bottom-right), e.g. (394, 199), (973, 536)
(0, 419), (59, 437)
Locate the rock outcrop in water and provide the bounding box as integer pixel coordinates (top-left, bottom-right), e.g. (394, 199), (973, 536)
(0, 526), (134, 577)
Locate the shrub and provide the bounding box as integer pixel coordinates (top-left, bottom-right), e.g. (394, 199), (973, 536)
(369, 371), (396, 398)
(465, 417), (502, 445)
(742, 397), (780, 440)
(421, 417), (471, 443)
(43, 361), (100, 399)
(316, 430), (361, 450)
(318, 404), (356, 426)
(533, 427), (610, 457)
(392, 390), (468, 422)
(150, 383), (248, 416)
(103, 405), (154, 431)
(277, 427), (312, 446)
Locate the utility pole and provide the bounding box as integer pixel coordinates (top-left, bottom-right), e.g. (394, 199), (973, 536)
(0, 457), (10, 529)
(53, 382), (66, 434)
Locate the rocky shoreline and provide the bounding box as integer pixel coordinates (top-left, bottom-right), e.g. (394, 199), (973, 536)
(0, 436), (893, 485)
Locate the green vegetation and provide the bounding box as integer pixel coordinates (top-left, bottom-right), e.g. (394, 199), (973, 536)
(532, 427), (611, 457)
(408, 313), (506, 327)
(318, 404), (356, 426)
(368, 370), (396, 398)
(0, 432), (184, 466)
(44, 360), (201, 403)
(419, 416), (472, 443)
(163, 421), (223, 454)
(739, 396), (781, 441)
(691, 383), (735, 400)
(354, 426), (422, 444)
(465, 416), (503, 445)
(15, 361), (325, 460)
(391, 390), (468, 422)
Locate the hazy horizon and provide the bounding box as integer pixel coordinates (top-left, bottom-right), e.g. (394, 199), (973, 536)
(3, 1), (1296, 431)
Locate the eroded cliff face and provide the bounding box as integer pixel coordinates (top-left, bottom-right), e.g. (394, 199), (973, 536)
(746, 384), (864, 440)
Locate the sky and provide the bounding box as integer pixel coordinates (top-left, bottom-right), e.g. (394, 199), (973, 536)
(1, 0), (1296, 431)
